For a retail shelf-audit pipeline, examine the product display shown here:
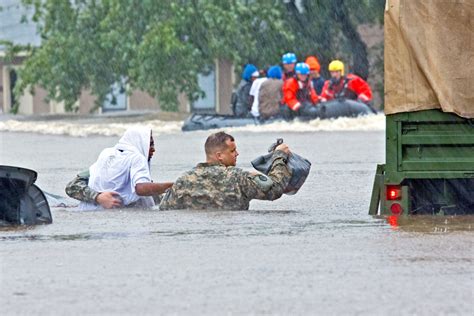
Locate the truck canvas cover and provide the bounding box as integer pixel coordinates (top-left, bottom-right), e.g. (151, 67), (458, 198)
(384, 0), (474, 118)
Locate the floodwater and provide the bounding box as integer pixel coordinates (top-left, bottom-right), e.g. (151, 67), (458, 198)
(0, 117), (473, 315)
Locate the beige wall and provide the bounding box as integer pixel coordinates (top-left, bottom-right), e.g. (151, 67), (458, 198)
(178, 93), (190, 113)
(78, 90), (97, 114)
(1, 58), (49, 115)
(49, 99), (67, 114)
(1, 62), (8, 113)
(128, 90), (190, 113)
(1, 57), (234, 115)
(128, 90), (159, 111)
(0, 62), (4, 112)
(1, 57), (25, 113)
(216, 59), (234, 115)
(31, 87), (49, 114)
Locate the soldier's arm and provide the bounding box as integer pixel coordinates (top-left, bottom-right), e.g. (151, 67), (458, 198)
(241, 150), (291, 201)
(65, 170), (122, 208)
(65, 170), (99, 203)
(159, 177), (185, 210)
(135, 182), (174, 196)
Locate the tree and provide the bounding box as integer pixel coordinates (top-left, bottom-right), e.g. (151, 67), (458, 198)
(7, 0), (384, 113)
(281, 0), (384, 80)
(9, 0), (292, 112)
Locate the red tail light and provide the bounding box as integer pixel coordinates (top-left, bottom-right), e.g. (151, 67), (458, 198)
(387, 185), (401, 200)
(390, 203), (403, 215)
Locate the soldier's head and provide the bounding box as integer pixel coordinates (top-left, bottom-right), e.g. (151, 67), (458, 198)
(205, 132), (239, 166)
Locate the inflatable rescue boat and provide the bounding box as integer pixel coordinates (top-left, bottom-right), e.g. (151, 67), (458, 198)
(182, 99), (376, 132)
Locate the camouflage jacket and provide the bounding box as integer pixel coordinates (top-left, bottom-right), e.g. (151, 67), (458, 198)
(159, 151), (291, 210)
(65, 170), (99, 203)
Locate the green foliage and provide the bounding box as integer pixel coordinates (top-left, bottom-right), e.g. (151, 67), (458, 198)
(10, 0), (291, 112)
(8, 0), (384, 112)
(281, 0), (385, 79)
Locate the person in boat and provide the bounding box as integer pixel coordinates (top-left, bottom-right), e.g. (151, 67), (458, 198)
(256, 65), (284, 119)
(305, 56), (325, 95)
(232, 64), (259, 117)
(249, 68), (268, 118)
(281, 52), (297, 80)
(65, 126), (173, 210)
(159, 131), (291, 211)
(320, 60), (373, 104)
(281, 62), (320, 120)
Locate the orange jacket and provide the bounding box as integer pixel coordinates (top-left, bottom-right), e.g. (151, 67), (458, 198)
(320, 73), (372, 103)
(282, 78), (319, 111)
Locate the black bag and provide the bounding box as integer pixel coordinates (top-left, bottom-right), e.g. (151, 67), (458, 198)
(251, 139), (311, 195)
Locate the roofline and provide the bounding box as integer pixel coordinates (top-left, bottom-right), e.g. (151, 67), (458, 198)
(0, 51), (30, 58)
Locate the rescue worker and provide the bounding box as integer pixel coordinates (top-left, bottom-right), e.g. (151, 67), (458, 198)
(159, 131), (291, 210)
(65, 127), (173, 209)
(257, 65), (284, 119)
(305, 56), (325, 95)
(281, 52), (297, 80)
(281, 62), (319, 120)
(320, 60), (372, 104)
(233, 64), (259, 117)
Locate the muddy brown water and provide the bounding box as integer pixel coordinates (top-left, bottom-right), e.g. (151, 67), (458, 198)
(0, 130), (473, 315)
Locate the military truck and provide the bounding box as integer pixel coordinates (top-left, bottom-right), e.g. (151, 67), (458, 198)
(369, 0), (474, 216)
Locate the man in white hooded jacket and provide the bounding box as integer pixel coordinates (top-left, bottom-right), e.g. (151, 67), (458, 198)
(67, 126), (172, 210)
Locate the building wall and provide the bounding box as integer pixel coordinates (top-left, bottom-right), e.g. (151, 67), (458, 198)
(31, 87), (49, 114)
(78, 90), (97, 114)
(128, 90), (159, 111)
(0, 62), (5, 112)
(216, 59), (234, 115)
(0, 57), (234, 115)
(1, 58), (26, 113)
(178, 93), (190, 113)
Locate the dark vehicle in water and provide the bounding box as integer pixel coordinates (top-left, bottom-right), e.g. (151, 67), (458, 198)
(182, 99), (375, 132)
(369, 0), (474, 216)
(0, 165), (52, 225)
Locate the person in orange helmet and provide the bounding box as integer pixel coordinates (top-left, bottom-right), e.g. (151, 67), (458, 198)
(305, 56), (325, 95)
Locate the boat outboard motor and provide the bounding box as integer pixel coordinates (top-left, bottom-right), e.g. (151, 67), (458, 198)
(251, 138), (311, 195)
(0, 166), (52, 225)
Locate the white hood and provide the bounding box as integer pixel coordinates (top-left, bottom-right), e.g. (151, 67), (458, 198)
(115, 126), (151, 160)
(79, 126), (155, 210)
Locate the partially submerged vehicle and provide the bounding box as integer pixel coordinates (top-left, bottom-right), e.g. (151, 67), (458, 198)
(182, 99), (375, 132)
(369, 0), (474, 216)
(0, 166), (52, 225)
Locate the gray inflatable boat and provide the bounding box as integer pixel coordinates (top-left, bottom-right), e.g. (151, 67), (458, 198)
(182, 99), (376, 132)
(0, 166), (52, 226)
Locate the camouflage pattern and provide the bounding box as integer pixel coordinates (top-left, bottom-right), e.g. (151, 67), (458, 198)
(65, 170), (99, 203)
(65, 170), (162, 205)
(159, 151), (291, 210)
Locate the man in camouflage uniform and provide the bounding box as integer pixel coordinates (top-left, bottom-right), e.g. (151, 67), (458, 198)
(159, 132), (291, 210)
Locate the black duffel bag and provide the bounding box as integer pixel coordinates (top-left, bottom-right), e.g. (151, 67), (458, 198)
(251, 138), (311, 195)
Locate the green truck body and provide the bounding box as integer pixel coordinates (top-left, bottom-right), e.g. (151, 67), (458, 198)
(369, 110), (474, 216)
